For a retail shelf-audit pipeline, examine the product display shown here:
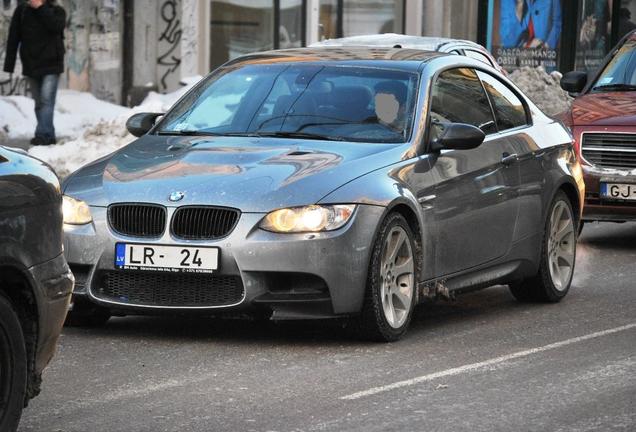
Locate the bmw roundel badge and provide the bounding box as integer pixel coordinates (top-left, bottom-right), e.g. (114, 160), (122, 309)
(169, 191), (185, 202)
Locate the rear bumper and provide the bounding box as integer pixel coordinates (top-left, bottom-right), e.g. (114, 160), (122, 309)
(581, 165), (636, 222)
(28, 253), (73, 375)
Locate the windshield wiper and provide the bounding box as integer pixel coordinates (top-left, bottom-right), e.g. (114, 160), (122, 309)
(592, 83), (636, 92)
(156, 130), (224, 136)
(250, 131), (346, 141)
(156, 130), (345, 141)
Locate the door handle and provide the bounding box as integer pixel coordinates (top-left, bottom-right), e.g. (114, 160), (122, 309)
(501, 152), (518, 165)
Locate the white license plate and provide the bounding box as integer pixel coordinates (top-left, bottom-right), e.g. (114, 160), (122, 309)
(115, 243), (219, 273)
(601, 183), (636, 201)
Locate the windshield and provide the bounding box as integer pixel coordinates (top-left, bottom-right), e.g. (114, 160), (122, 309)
(157, 64), (419, 143)
(591, 40), (636, 91)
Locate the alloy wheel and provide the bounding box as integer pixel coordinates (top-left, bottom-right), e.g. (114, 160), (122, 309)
(380, 226), (415, 328)
(548, 200), (575, 291)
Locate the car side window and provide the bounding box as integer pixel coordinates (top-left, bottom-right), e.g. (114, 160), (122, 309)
(464, 49), (495, 68)
(476, 71), (528, 131)
(429, 67), (497, 141)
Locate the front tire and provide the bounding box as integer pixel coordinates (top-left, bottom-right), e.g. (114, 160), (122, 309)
(0, 294), (27, 432)
(510, 191), (576, 303)
(64, 298), (111, 327)
(355, 213), (417, 342)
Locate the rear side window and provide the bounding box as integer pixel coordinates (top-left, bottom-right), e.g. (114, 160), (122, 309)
(476, 71), (528, 131)
(464, 49), (494, 68)
(429, 67), (496, 140)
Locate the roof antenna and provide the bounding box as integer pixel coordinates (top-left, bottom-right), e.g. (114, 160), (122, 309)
(393, 44), (402, 48)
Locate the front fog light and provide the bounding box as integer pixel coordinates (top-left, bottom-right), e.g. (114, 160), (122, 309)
(260, 204), (356, 233)
(62, 195), (92, 225)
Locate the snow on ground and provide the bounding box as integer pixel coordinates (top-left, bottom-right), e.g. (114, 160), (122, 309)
(0, 90), (130, 141)
(508, 66), (572, 116)
(0, 76), (202, 179)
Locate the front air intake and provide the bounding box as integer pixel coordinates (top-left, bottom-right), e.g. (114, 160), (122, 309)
(171, 206), (240, 240)
(108, 204), (167, 238)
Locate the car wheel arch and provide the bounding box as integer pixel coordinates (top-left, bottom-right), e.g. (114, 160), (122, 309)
(371, 199), (426, 284)
(0, 265), (40, 401)
(547, 180), (582, 227)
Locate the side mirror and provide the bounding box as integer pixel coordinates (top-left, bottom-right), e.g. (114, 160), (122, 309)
(560, 71), (587, 96)
(431, 122), (485, 152)
(126, 112), (164, 137)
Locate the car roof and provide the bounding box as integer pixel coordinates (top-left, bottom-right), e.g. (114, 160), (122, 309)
(311, 33), (486, 52)
(224, 46), (446, 71)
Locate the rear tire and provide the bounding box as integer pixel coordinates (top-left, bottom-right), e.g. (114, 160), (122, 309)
(354, 213), (417, 342)
(64, 298), (111, 327)
(0, 294), (27, 432)
(510, 191), (576, 303)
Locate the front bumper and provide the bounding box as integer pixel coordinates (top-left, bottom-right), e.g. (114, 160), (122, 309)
(28, 253), (73, 375)
(581, 165), (636, 222)
(64, 204), (384, 318)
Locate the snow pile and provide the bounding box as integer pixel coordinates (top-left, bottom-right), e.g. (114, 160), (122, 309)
(0, 90), (130, 141)
(508, 66), (572, 116)
(0, 96), (35, 139)
(0, 76), (202, 178)
(28, 118), (133, 179)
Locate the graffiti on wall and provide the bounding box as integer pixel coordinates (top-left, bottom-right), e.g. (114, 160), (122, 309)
(65, 0), (122, 103)
(157, 0), (182, 91)
(0, 0), (28, 96)
(180, 0), (198, 79)
(66, 0), (91, 92)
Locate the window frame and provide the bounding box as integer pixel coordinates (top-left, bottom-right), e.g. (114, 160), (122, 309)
(463, 49), (496, 69)
(476, 70), (531, 134)
(425, 66), (498, 144)
(423, 65), (533, 154)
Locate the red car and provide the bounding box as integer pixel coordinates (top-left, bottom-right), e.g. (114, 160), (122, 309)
(559, 31), (636, 228)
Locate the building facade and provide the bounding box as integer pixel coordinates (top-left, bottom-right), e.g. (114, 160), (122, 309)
(1, 0), (635, 104)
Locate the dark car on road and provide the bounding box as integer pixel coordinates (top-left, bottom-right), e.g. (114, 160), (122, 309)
(560, 30), (636, 228)
(0, 146), (74, 432)
(62, 47), (583, 341)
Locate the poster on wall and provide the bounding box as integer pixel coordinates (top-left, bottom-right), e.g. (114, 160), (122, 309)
(487, 0), (563, 72)
(617, 0), (636, 39)
(575, 0), (612, 72)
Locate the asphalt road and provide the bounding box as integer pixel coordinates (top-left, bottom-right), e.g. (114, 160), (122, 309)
(18, 222), (636, 432)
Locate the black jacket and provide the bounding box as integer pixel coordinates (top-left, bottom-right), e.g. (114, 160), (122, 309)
(3, 2), (66, 77)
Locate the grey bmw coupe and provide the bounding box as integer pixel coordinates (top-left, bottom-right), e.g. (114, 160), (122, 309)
(62, 47), (584, 341)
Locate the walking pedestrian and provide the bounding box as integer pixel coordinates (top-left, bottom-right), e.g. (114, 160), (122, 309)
(3, 0), (66, 146)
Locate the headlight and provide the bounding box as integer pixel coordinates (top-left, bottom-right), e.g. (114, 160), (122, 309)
(260, 204), (356, 233)
(62, 195), (92, 225)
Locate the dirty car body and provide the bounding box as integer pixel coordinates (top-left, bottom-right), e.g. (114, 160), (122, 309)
(0, 146), (73, 431)
(62, 47), (583, 340)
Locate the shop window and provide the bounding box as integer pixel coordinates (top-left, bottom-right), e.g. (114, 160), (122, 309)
(618, 1), (636, 40)
(280, 0), (303, 49)
(343, 0), (404, 36)
(319, 0), (338, 40)
(574, 0), (613, 72)
(319, 0), (404, 41)
(209, 1), (304, 70)
(210, 1), (275, 69)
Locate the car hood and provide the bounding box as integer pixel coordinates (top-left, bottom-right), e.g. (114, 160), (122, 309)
(570, 92), (636, 126)
(63, 135), (403, 212)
